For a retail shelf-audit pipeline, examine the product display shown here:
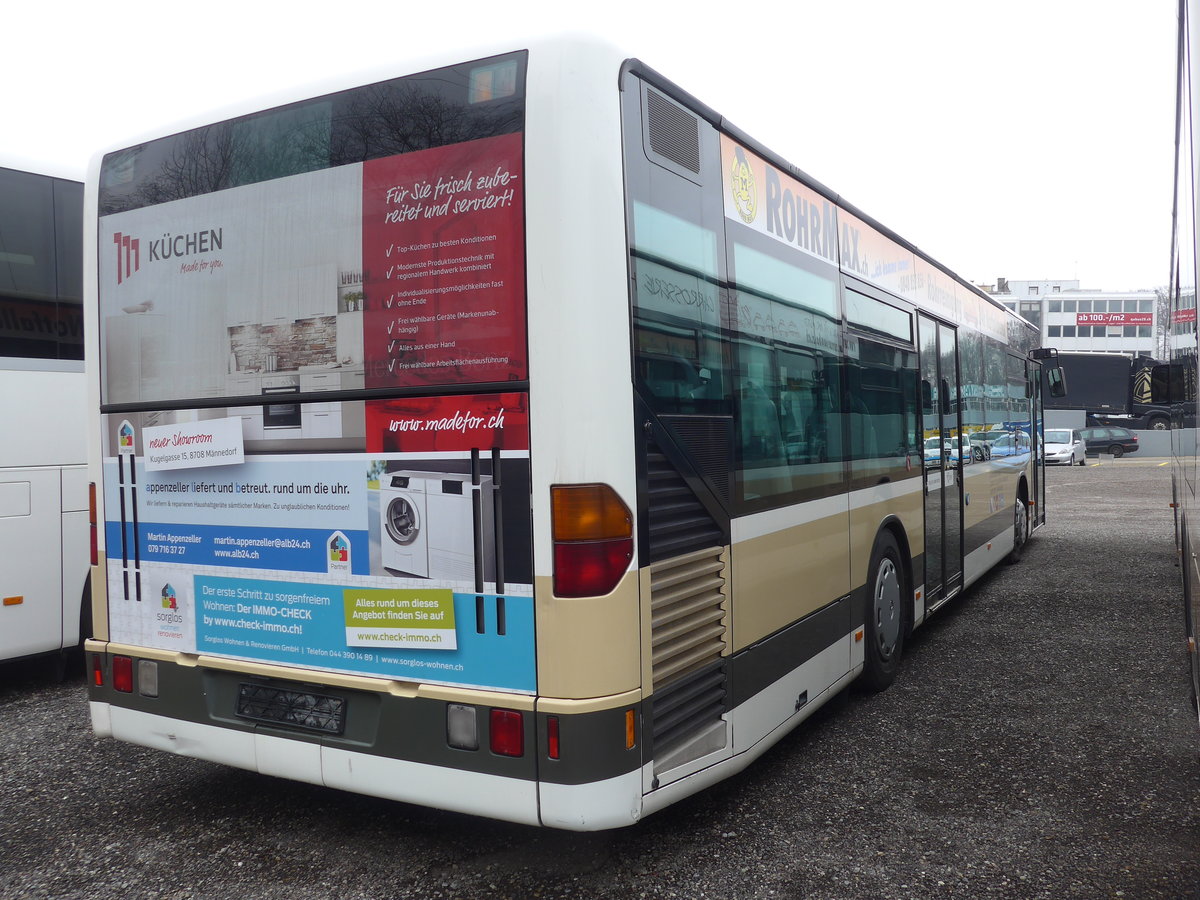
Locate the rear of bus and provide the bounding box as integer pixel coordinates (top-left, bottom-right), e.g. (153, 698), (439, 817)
(85, 38), (652, 828)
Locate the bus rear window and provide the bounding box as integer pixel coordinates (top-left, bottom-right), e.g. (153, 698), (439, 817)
(99, 52), (527, 216)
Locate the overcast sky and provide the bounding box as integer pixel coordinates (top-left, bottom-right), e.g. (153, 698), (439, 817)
(5, 0), (1177, 292)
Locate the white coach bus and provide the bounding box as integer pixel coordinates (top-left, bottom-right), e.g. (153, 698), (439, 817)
(1, 158), (90, 671)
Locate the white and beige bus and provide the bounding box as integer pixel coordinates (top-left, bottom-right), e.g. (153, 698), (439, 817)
(84, 36), (1053, 829)
(0, 159), (90, 673)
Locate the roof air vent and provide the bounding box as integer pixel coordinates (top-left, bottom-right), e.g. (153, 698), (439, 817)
(645, 88), (701, 179)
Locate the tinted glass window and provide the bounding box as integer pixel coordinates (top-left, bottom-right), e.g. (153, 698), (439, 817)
(847, 338), (919, 489)
(0, 168), (83, 360)
(99, 54), (527, 215)
(728, 239), (843, 505)
(846, 290), (911, 342)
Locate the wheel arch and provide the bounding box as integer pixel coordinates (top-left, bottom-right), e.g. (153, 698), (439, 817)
(873, 515), (915, 638)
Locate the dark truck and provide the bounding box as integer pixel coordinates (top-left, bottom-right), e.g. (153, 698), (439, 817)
(1042, 351), (1172, 430)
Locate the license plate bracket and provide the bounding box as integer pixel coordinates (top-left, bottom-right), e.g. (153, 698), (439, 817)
(236, 683), (346, 735)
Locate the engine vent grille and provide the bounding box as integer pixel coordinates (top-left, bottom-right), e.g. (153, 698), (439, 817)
(646, 450), (725, 564)
(646, 89), (700, 174)
(659, 415), (733, 505)
(650, 546), (728, 690)
(651, 661), (728, 759)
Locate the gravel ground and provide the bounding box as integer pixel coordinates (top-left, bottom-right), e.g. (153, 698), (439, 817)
(0, 460), (1197, 899)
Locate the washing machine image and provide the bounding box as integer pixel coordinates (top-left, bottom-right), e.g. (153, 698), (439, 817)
(379, 471), (431, 577)
(426, 473), (494, 582)
(379, 471), (496, 581)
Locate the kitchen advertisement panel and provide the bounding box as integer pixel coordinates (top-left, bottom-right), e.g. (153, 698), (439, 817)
(101, 393), (534, 693)
(98, 131), (527, 408)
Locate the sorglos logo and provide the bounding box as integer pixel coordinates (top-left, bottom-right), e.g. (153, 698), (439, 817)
(328, 531), (351, 575)
(161, 584), (178, 610)
(730, 146), (757, 224)
(117, 420), (136, 455)
(113, 232), (140, 284)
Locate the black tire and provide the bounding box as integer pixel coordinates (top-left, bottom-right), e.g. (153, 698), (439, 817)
(71, 578), (93, 677)
(860, 532), (906, 692)
(1077, 454), (1086, 466)
(1149, 417), (1169, 431)
(1109, 444), (1125, 458)
(1007, 494), (1029, 564)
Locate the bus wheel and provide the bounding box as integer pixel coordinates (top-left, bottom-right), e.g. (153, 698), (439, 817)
(861, 532), (905, 692)
(1008, 495), (1028, 564)
(1149, 417), (1169, 430)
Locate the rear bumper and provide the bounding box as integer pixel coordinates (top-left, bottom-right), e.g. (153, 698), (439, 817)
(86, 646), (646, 829)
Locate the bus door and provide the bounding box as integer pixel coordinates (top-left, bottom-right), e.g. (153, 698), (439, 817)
(919, 314), (964, 609)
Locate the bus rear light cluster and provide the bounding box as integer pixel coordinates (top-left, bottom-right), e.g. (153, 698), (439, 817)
(446, 705), (526, 757)
(446, 703), (479, 750)
(101, 655), (158, 696)
(489, 709), (524, 757)
(550, 484), (633, 598)
(112, 656), (134, 693)
(138, 660), (160, 698)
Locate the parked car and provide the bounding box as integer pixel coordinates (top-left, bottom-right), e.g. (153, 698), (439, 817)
(1043, 428), (1087, 466)
(974, 428), (1010, 449)
(1078, 425), (1140, 458)
(966, 432), (992, 460)
(924, 436), (947, 467)
(990, 431), (1032, 458)
(924, 435), (973, 467)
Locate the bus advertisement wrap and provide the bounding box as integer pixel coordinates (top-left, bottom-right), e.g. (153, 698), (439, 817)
(362, 132), (527, 389)
(100, 394), (535, 693)
(98, 133), (525, 408)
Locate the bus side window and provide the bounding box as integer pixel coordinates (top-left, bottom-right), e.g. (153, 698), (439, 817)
(737, 353), (785, 466)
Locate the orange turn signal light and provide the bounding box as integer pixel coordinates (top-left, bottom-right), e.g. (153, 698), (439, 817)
(551, 484), (632, 542)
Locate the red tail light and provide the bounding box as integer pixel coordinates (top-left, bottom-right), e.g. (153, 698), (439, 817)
(489, 708), (524, 757)
(550, 484), (633, 597)
(113, 656), (133, 693)
(92, 654), (104, 687)
(552, 541), (635, 597)
(547, 715), (560, 760)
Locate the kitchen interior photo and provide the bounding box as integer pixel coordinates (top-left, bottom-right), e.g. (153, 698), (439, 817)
(106, 267), (367, 452)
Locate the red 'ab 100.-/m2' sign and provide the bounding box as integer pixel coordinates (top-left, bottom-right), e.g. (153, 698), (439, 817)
(1075, 313), (1153, 326)
(361, 133), (526, 389)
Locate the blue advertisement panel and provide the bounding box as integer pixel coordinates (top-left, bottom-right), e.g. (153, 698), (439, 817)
(192, 575), (534, 692)
(100, 410), (535, 693)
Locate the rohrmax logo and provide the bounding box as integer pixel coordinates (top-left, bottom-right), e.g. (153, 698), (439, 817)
(328, 531), (351, 575)
(730, 146), (757, 224)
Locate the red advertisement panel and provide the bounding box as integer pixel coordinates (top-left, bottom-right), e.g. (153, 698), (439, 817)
(365, 393), (529, 453)
(362, 133), (526, 388)
(1075, 312), (1153, 326)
